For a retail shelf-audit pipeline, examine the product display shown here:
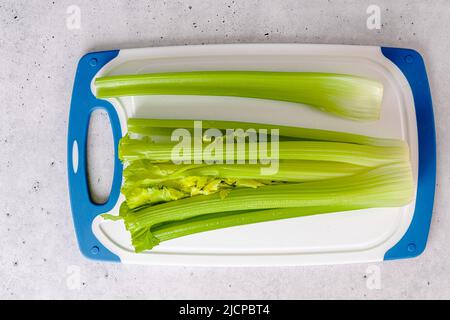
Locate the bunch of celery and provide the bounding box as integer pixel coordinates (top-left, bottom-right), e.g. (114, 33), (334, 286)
(107, 118), (414, 253)
(95, 72), (384, 121)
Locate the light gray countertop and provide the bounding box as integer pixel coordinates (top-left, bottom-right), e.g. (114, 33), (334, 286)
(0, 0), (449, 299)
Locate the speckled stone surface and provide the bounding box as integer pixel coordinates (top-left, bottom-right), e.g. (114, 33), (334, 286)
(0, 0), (449, 299)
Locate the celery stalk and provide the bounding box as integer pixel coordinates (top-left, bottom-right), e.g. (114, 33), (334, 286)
(152, 206), (362, 243)
(121, 162), (414, 252)
(95, 72), (383, 121)
(119, 138), (409, 167)
(121, 160), (366, 209)
(123, 160), (365, 185)
(127, 118), (405, 147)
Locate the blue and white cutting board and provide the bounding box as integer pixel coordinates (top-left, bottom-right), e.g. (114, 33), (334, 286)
(67, 44), (436, 265)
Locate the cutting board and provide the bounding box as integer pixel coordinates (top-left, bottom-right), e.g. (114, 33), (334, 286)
(67, 44), (435, 265)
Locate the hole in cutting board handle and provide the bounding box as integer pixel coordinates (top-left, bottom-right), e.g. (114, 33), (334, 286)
(72, 140), (79, 174)
(86, 109), (115, 205)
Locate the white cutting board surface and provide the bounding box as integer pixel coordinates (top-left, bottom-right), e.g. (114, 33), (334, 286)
(90, 44), (418, 266)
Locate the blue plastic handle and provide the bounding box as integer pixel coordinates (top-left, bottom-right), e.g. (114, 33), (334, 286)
(67, 50), (122, 262)
(382, 47), (436, 260)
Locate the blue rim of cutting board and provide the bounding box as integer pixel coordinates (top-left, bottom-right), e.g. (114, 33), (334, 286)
(382, 47), (436, 260)
(68, 50), (122, 262)
(67, 47), (436, 262)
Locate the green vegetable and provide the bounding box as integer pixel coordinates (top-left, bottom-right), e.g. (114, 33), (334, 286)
(127, 118), (405, 147)
(119, 137), (409, 167)
(152, 206), (362, 244)
(102, 117), (413, 253)
(123, 176), (278, 209)
(95, 72), (384, 121)
(117, 162), (414, 252)
(124, 160), (365, 185)
(121, 160), (366, 209)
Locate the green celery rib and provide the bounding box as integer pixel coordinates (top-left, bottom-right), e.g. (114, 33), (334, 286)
(127, 118), (405, 147)
(122, 162), (414, 252)
(121, 161), (366, 209)
(128, 127), (177, 144)
(119, 138), (409, 167)
(95, 72), (383, 121)
(122, 185), (189, 209)
(123, 160), (366, 185)
(152, 206), (362, 243)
